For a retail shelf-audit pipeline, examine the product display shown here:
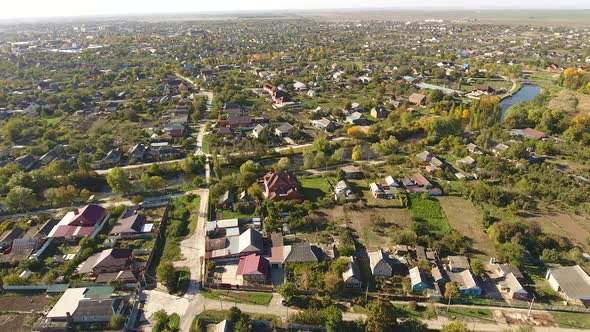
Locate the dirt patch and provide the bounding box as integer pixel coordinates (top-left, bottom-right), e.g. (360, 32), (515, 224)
(0, 314), (28, 331)
(317, 205), (413, 251)
(523, 211), (590, 245)
(0, 295), (53, 311)
(438, 196), (496, 258)
(348, 207), (412, 251)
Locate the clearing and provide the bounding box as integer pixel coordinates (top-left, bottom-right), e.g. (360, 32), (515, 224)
(438, 196), (496, 258)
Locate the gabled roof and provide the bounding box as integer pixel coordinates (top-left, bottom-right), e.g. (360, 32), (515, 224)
(272, 244), (320, 264)
(369, 249), (391, 272)
(343, 256), (361, 282)
(547, 265), (590, 300)
(77, 249), (132, 275)
(409, 267), (426, 287)
(236, 254), (269, 275)
(238, 228), (263, 254)
(110, 214), (146, 235)
(48, 205), (107, 238)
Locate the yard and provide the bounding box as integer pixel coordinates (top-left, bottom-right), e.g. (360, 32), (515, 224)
(438, 196), (496, 259)
(522, 211), (590, 246)
(299, 176), (333, 202)
(521, 264), (563, 304)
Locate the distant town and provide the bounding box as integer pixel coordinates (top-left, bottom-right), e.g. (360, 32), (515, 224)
(0, 8), (589, 332)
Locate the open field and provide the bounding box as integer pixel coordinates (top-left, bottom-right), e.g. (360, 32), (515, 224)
(523, 211), (590, 246)
(0, 314), (35, 331)
(438, 196), (496, 258)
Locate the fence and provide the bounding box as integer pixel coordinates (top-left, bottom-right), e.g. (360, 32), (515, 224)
(141, 200), (171, 288)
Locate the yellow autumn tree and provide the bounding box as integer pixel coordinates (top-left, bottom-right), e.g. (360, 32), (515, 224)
(352, 151), (361, 161)
(347, 126), (364, 138)
(563, 67), (578, 78)
(461, 109), (470, 119)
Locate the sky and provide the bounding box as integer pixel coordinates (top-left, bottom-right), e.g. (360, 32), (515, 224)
(1, 0), (589, 20)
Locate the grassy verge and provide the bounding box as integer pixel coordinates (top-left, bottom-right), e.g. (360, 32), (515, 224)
(394, 303), (437, 320)
(447, 307), (494, 322)
(201, 289), (273, 306)
(552, 311), (590, 329)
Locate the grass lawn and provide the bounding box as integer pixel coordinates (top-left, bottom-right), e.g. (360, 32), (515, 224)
(521, 264), (563, 304)
(202, 134), (211, 154)
(201, 289), (273, 306)
(552, 311), (590, 329)
(409, 195), (452, 236)
(447, 307), (494, 322)
(299, 176), (333, 202)
(174, 268), (190, 296)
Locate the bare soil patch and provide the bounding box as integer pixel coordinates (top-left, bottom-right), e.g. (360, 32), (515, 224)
(0, 294), (53, 311)
(524, 211), (590, 245)
(438, 196), (496, 258)
(0, 314), (28, 331)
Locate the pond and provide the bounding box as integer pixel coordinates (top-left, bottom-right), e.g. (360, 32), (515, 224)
(500, 84), (542, 120)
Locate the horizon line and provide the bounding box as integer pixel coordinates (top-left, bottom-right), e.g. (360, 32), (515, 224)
(2, 7), (590, 23)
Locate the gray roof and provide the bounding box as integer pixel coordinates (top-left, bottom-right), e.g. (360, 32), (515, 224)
(285, 244), (319, 263)
(547, 265), (590, 300)
(342, 256), (361, 282)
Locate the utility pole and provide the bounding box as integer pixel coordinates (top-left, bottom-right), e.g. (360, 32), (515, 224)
(528, 294), (536, 318)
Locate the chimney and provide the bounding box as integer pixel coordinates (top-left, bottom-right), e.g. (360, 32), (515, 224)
(73, 209), (79, 214)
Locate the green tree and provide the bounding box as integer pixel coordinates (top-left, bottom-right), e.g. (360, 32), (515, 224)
(106, 167), (132, 193)
(108, 314), (126, 329)
(278, 282), (297, 303)
(303, 150), (315, 169)
(141, 174), (163, 191)
(470, 258), (484, 276)
(444, 281), (461, 310)
(365, 299), (397, 332)
(157, 261), (177, 293)
(276, 157), (291, 171)
(5, 186), (35, 211)
(324, 305), (343, 332)
(77, 151), (92, 174)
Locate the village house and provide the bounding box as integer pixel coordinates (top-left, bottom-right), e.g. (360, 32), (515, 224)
(340, 165), (362, 179)
(44, 287), (125, 327)
(546, 265), (590, 306)
(261, 169), (303, 202)
(334, 180), (353, 200)
(345, 112), (368, 125)
(409, 267), (430, 292)
(370, 106), (389, 119)
(77, 248), (138, 284)
(369, 249), (393, 277)
(127, 144), (146, 164)
(236, 253), (269, 284)
(343, 257), (362, 288)
(274, 123), (295, 137)
(269, 244), (322, 269)
(108, 214), (153, 239)
(252, 123), (269, 139)
(310, 118), (335, 132)
(48, 205), (108, 241)
(205, 228), (264, 260)
(467, 143), (484, 155)
(498, 272), (529, 301)
(264, 84), (292, 105)
(409, 93), (426, 105)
